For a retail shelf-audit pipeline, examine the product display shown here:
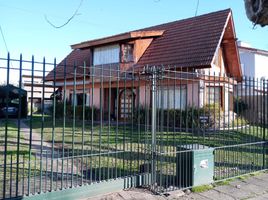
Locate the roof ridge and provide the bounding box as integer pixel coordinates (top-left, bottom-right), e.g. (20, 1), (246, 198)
(138, 8), (231, 31)
(71, 8), (231, 49)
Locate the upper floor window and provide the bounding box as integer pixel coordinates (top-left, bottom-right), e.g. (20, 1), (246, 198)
(93, 44), (120, 65)
(121, 44), (134, 63)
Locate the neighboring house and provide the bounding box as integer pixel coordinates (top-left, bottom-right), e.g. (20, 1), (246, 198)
(46, 9), (242, 120)
(238, 41), (268, 81)
(237, 42), (268, 122)
(22, 75), (55, 113)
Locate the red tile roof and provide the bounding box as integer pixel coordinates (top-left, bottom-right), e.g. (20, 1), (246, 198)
(46, 9), (232, 80)
(46, 48), (91, 81)
(136, 9), (231, 69)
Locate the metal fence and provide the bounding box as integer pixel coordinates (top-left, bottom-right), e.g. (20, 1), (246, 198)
(0, 54), (267, 199)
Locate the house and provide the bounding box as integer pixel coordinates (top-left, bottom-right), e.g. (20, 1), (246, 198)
(46, 9), (242, 121)
(238, 41), (268, 80)
(236, 42), (268, 122)
(22, 75), (55, 113)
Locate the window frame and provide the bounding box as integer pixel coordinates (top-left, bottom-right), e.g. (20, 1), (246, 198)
(121, 43), (134, 63)
(206, 86), (222, 107)
(157, 85), (187, 110)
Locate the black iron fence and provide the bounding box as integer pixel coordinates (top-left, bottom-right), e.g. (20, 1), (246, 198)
(0, 54), (267, 199)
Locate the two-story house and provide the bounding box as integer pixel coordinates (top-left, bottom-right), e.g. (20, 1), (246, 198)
(46, 9), (242, 120)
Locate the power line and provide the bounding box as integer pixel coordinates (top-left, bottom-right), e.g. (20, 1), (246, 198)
(195, 0), (200, 16)
(0, 25), (9, 53)
(45, 0), (84, 29)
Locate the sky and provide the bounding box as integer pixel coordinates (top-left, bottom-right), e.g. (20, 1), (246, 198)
(0, 0), (267, 83)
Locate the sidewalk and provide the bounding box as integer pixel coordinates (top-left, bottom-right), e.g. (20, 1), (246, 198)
(86, 171), (268, 200)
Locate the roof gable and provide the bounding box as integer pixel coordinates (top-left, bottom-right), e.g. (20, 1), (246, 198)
(136, 9), (231, 69)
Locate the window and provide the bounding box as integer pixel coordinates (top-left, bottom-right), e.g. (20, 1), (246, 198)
(206, 86), (221, 105)
(157, 86), (187, 109)
(77, 93), (86, 106)
(93, 44), (120, 65)
(70, 93), (87, 106)
(121, 44), (134, 62)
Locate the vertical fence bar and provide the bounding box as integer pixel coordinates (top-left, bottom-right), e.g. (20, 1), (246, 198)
(107, 65), (111, 180)
(71, 62), (77, 187)
(236, 76), (239, 176)
(130, 67), (134, 176)
(263, 79), (266, 169)
(27, 55), (35, 195)
(137, 72), (141, 175)
(172, 67), (176, 188)
(61, 59), (67, 189)
(166, 66), (170, 190)
(39, 57), (46, 193)
(33, 150), (37, 194)
(50, 58), (57, 191)
(144, 70), (148, 182)
(151, 67), (157, 190)
(115, 65), (119, 179)
(99, 65), (103, 181)
(179, 67), (183, 188)
(254, 77), (257, 170)
(213, 72), (215, 144)
(22, 153), (25, 196)
(10, 154), (13, 198)
(123, 70), (126, 177)
(81, 62), (86, 186)
(3, 53), (10, 199)
(15, 54), (23, 197)
(159, 70), (163, 190)
(90, 65), (94, 184)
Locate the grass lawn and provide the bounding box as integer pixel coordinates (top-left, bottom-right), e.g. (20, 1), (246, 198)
(24, 114), (268, 181)
(0, 114), (267, 196)
(0, 119), (35, 193)
(0, 119), (29, 164)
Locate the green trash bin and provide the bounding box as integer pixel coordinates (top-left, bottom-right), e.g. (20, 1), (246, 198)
(176, 144), (214, 188)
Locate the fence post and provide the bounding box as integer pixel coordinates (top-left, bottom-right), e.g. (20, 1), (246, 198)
(263, 79), (267, 169)
(151, 66), (157, 189)
(143, 65), (164, 191)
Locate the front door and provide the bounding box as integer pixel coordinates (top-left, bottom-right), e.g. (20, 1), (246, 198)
(119, 89), (135, 119)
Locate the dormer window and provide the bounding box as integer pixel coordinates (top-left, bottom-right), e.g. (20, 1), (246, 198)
(121, 44), (134, 63)
(93, 44), (120, 66)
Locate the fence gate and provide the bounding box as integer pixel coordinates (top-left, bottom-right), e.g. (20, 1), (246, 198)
(0, 55), (267, 199)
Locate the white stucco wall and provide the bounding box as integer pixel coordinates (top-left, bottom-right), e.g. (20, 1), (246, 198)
(254, 54), (268, 79)
(239, 51), (255, 78)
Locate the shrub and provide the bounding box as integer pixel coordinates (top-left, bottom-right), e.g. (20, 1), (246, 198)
(133, 103), (226, 130)
(48, 103), (99, 120)
(234, 98), (248, 115)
